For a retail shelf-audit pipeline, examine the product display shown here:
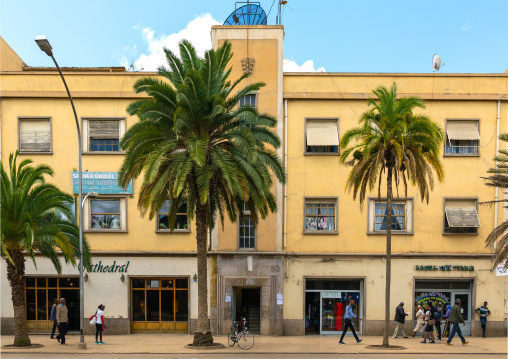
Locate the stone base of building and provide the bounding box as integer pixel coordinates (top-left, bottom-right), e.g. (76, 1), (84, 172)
(282, 319), (507, 337)
(1, 317), (14, 335)
(83, 318), (130, 335)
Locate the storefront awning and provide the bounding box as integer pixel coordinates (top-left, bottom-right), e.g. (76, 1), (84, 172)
(306, 120), (339, 146)
(445, 207), (480, 228)
(446, 121), (480, 141)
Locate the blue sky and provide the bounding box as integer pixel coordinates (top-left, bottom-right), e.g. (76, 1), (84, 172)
(1, 0), (507, 73)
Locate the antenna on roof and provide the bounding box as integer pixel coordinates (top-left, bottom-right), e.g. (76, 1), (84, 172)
(432, 54), (445, 73)
(276, 0), (288, 25)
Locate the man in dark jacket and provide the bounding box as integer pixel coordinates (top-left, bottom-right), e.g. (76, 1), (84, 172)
(392, 301), (409, 338)
(446, 299), (469, 346)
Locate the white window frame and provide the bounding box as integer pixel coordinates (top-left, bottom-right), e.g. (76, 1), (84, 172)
(81, 117), (126, 154)
(83, 196), (128, 232)
(238, 204), (256, 249)
(304, 118), (340, 155)
(156, 200), (190, 233)
(303, 197), (338, 234)
(444, 119), (481, 157)
(18, 117), (52, 154)
(443, 198), (479, 235)
(367, 197), (414, 235)
(239, 93), (257, 109)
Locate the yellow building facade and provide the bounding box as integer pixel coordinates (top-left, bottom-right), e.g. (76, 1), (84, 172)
(1, 21), (507, 337)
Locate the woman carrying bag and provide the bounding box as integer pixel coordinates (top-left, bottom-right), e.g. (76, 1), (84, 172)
(95, 304), (106, 344)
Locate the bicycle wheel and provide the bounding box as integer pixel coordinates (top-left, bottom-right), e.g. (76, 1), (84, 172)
(227, 330), (236, 347)
(237, 331), (254, 349)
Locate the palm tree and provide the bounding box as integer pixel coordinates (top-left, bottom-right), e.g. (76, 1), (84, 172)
(340, 83), (444, 347)
(118, 40), (285, 346)
(482, 133), (508, 268)
(1, 152), (92, 347)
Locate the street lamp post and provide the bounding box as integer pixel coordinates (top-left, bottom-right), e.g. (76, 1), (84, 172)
(35, 35), (86, 350)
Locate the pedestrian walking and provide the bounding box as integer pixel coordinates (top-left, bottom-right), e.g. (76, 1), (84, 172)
(338, 299), (362, 345)
(443, 304), (452, 337)
(55, 298), (68, 345)
(475, 301), (491, 338)
(95, 304), (106, 344)
(421, 302), (436, 343)
(49, 298), (58, 339)
(433, 300), (445, 340)
(392, 301), (409, 338)
(412, 304), (425, 337)
(445, 298), (469, 346)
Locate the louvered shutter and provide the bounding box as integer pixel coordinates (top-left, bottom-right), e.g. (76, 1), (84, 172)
(19, 119), (51, 152)
(89, 120), (119, 139)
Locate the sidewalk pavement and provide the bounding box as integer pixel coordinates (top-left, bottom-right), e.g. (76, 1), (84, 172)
(1, 334), (507, 355)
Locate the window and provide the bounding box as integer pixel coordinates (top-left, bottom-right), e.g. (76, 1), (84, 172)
(157, 200), (189, 232)
(24, 276), (79, 331)
(239, 93), (257, 108)
(443, 198), (480, 234)
(18, 118), (52, 153)
(304, 199), (337, 232)
(305, 119), (339, 154)
(445, 120), (481, 155)
(239, 204), (255, 248)
(367, 198), (413, 234)
(84, 197), (127, 231)
(82, 118), (126, 153)
(375, 203), (405, 231)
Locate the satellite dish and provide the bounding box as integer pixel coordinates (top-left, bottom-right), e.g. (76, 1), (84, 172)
(432, 54), (445, 72)
(224, 2), (267, 25)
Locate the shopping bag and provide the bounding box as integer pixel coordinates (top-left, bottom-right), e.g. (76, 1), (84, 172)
(90, 315), (97, 325)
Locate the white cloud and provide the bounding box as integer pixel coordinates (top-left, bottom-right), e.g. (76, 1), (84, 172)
(283, 59), (325, 72)
(134, 14), (220, 71)
(461, 25), (471, 31)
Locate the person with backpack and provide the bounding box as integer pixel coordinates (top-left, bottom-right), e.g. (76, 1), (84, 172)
(433, 301), (445, 340)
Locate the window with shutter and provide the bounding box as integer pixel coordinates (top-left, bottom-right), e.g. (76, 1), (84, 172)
(305, 119), (340, 154)
(88, 120), (120, 152)
(19, 118), (52, 153)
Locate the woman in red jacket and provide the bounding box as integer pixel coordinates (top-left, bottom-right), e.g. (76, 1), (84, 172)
(334, 301), (344, 331)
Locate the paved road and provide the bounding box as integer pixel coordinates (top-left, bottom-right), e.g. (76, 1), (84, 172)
(2, 354), (506, 359)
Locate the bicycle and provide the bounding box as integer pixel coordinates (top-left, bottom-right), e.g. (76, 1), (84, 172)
(228, 318), (254, 349)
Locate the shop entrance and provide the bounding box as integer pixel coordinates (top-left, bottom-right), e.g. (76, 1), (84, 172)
(24, 277), (80, 332)
(233, 287), (260, 334)
(305, 279), (362, 335)
(414, 280), (472, 336)
(131, 277), (189, 333)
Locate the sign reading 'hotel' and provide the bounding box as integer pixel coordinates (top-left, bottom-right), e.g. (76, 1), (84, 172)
(72, 171), (133, 194)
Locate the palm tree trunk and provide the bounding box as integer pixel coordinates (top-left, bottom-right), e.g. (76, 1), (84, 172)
(6, 250), (32, 346)
(382, 165), (393, 347)
(193, 202), (213, 346)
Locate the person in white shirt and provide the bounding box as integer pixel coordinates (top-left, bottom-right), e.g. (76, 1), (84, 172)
(412, 305), (425, 337)
(95, 304), (106, 344)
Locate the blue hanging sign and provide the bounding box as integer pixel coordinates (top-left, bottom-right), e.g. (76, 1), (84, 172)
(72, 171), (133, 194)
